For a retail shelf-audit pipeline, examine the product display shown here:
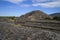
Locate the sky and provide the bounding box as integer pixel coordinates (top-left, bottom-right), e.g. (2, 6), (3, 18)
(0, 0), (60, 16)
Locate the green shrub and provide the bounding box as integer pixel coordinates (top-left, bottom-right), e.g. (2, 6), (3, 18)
(53, 16), (60, 21)
(45, 17), (52, 20)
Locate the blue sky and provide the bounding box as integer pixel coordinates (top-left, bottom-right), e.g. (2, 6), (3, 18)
(0, 0), (60, 16)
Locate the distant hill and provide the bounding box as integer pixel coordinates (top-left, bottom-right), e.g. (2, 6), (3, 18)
(50, 13), (60, 17)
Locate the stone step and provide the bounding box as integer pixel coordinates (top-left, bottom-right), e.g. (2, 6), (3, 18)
(21, 24), (60, 31)
(20, 21), (60, 27)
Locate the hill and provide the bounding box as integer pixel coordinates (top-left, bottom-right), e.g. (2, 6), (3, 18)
(50, 13), (60, 21)
(50, 13), (60, 17)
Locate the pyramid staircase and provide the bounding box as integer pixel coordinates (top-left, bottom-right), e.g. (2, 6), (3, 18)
(17, 20), (60, 31)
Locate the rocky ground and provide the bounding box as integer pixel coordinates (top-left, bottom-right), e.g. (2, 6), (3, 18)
(0, 22), (60, 40)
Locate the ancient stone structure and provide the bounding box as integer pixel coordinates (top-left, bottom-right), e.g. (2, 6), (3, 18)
(0, 10), (60, 40)
(15, 10), (51, 23)
(0, 23), (60, 40)
(16, 20), (60, 30)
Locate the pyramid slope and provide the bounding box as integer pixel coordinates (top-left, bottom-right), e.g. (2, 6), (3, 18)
(18, 10), (49, 21)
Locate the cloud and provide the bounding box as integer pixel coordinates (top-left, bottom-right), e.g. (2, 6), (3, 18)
(32, 0), (51, 3)
(20, 4), (30, 7)
(32, 0), (60, 8)
(3, 0), (60, 8)
(4, 0), (25, 4)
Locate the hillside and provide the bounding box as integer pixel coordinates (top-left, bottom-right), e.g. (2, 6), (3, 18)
(49, 13), (60, 21)
(50, 13), (60, 17)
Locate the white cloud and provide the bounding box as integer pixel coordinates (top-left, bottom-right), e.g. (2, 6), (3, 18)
(4, 0), (25, 4)
(3, 0), (60, 8)
(32, 0), (60, 8)
(20, 4), (30, 7)
(32, 0), (51, 3)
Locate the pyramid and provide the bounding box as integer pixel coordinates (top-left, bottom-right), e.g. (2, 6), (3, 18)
(15, 10), (50, 23)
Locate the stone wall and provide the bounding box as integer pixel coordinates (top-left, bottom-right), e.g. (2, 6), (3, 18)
(16, 20), (60, 30)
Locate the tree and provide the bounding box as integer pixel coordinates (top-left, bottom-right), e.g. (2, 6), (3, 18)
(53, 16), (60, 21)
